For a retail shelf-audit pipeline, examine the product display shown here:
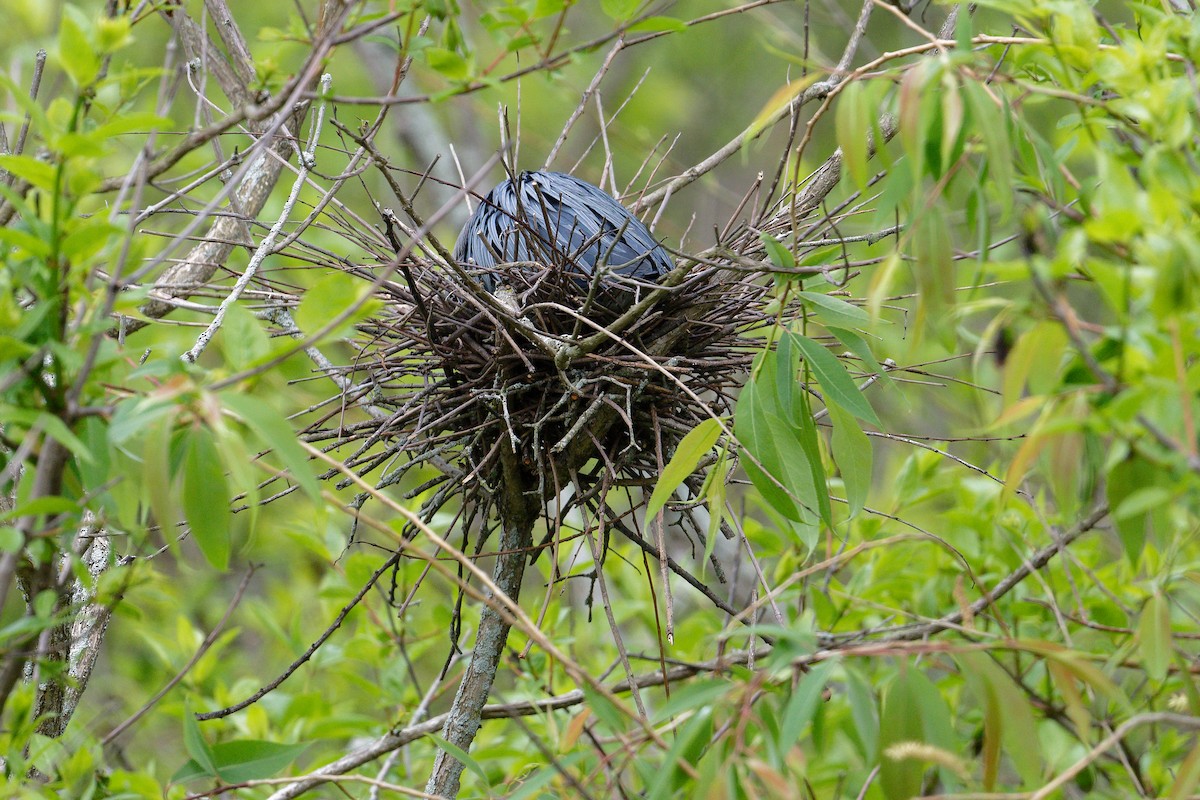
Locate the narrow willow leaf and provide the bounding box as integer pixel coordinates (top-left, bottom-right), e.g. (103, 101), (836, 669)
(181, 710), (218, 779)
(828, 400), (871, 518)
(779, 660), (836, 754)
(560, 710), (590, 753)
(182, 427), (231, 570)
(940, 76), (964, 176)
(775, 329), (796, 420)
(57, 8), (100, 86)
(650, 679), (730, 725)
(736, 367), (804, 520)
(909, 669), (962, 790)
(760, 231), (796, 269)
(961, 652), (1042, 787)
(221, 394), (322, 502)
(430, 735), (489, 784)
(581, 684), (627, 735)
(827, 326), (897, 393)
(794, 389), (833, 528)
(218, 431), (259, 536)
(879, 670), (925, 800)
(647, 418), (721, 518)
(747, 74), (821, 143)
(702, 447), (728, 572)
(758, 410), (820, 521)
(1048, 661), (1091, 743)
(836, 79), (870, 190)
(36, 411), (92, 460)
(897, 63), (928, 179)
(790, 332), (881, 426)
(913, 206), (955, 316)
(647, 708), (712, 800)
(845, 666), (879, 760)
(1002, 320), (1068, 408)
(627, 15), (687, 33)
(798, 291), (871, 330)
(1138, 592), (1172, 681)
(142, 413), (176, 545)
(173, 740), (308, 784)
(1169, 740), (1200, 800)
(1107, 455), (1163, 566)
(868, 251), (903, 320)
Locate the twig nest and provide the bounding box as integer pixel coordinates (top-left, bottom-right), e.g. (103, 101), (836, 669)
(335, 171), (773, 536)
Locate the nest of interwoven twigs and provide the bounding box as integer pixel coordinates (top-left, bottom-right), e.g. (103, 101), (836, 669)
(298, 183), (808, 560)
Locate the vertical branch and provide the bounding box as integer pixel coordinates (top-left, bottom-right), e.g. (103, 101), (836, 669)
(424, 440), (536, 798)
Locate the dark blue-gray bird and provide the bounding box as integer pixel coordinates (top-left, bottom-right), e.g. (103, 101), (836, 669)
(454, 170), (672, 293)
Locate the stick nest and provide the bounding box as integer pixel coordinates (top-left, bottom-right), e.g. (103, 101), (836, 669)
(306, 191), (791, 549)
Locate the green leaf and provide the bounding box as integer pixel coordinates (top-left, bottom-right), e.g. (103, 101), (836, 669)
(827, 400), (871, 518)
(180, 711), (218, 780)
(774, 331), (796, 420)
(735, 377), (809, 521)
(175, 740), (309, 784)
(962, 80), (1013, 222)
(1107, 455), (1165, 566)
(647, 418), (721, 518)
(0, 527), (21, 552)
(646, 708), (712, 800)
(0, 75), (51, 144)
(182, 427), (231, 570)
(91, 112), (173, 140)
(220, 304), (271, 370)
(628, 15), (687, 33)
(61, 218), (121, 263)
(1169, 739), (1200, 800)
(960, 651), (1042, 788)
(142, 412), (177, 543)
(600, 0), (639, 21)
(790, 333), (881, 426)
(220, 394), (322, 503)
(430, 735), (489, 784)
(1002, 320), (1068, 408)
(0, 496), (79, 523)
(908, 669), (962, 790)
(95, 14), (133, 52)
(509, 753), (587, 800)
(0, 225), (52, 258)
(424, 47), (471, 82)
(1138, 592), (1172, 682)
(845, 666), (879, 760)
(217, 430), (260, 536)
(836, 80), (870, 190)
(35, 412), (91, 460)
(827, 326), (896, 391)
(879, 669), (925, 800)
(294, 270), (380, 343)
(778, 660), (836, 754)
(650, 679), (730, 725)
(793, 388), (833, 528)
(760, 232), (796, 270)
(57, 8), (100, 86)
(913, 207), (956, 321)
(0, 155), (56, 193)
(798, 291), (871, 330)
(581, 684), (628, 735)
(702, 446), (728, 572)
